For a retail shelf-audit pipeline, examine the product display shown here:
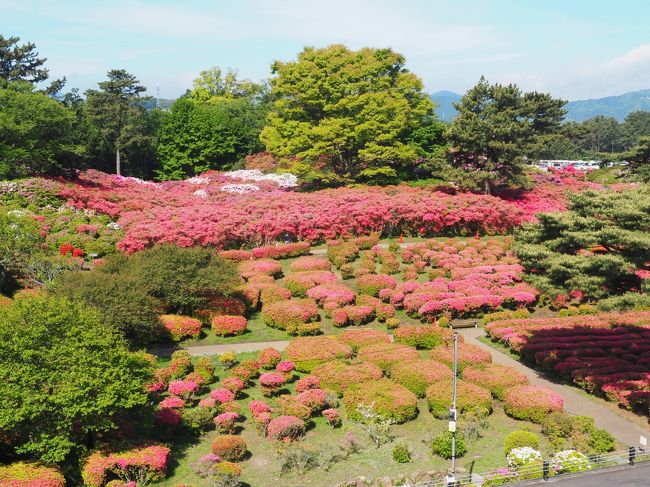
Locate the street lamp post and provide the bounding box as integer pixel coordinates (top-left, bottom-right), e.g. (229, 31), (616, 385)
(447, 332), (459, 487)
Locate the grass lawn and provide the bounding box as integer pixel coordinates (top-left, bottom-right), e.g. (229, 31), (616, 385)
(154, 352), (550, 487)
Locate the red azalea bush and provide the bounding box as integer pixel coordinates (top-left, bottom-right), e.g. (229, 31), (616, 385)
(394, 325), (453, 349)
(338, 329), (391, 351)
(167, 380), (199, 399)
(295, 375), (321, 393)
(285, 336), (354, 372)
(266, 415), (306, 441)
(289, 256), (332, 272)
(82, 444), (170, 487)
(504, 385), (564, 422)
(356, 273), (397, 297)
(211, 435), (247, 461)
(211, 315), (247, 336)
(60, 170), (525, 252)
(251, 242), (310, 259)
(312, 360), (384, 396)
(343, 379), (418, 423)
(356, 342), (420, 373)
(391, 359), (452, 397)
(462, 364), (529, 400)
(425, 380), (492, 418)
(248, 400), (272, 417)
(0, 462), (65, 487)
(262, 299), (320, 335)
(331, 305), (375, 327)
(258, 347), (282, 369)
(158, 314), (202, 341)
(429, 343), (492, 371)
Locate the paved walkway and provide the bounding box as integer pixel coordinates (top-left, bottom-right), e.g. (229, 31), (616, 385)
(178, 340), (290, 357)
(458, 327), (650, 447)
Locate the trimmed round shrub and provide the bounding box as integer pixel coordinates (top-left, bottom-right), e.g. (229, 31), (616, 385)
(0, 462), (65, 487)
(391, 359), (451, 397)
(284, 271), (338, 297)
(259, 372), (286, 396)
(343, 379), (418, 423)
(357, 342), (419, 373)
(338, 329), (391, 352)
(211, 315), (247, 336)
(432, 431), (467, 459)
(210, 388), (235, 404)
(158, 314), (202, 341)
(219, 249), (253, 261)
(306, 283), (356, 306)
(386, 317), (400, 329)
(504, 385), (564, 423)
(221, 377), (245, 394)
(285, 336), (353, 372)
(258, 347), (282, 370)
(425, 379), (492, 418)
(239, 259), (282, 278)
(260, 284), (292, 304)
(356, 273), (397, 296)
(312, 360), (383, 395)
(295, 375), (320, 393)
(507, 447), (542, 469)
(552, 450), (592, 474)
(262, 299), (320, 335)
(276, 395), (312, 420)
(267, 415), (306, 441)
(295, 388), (328, 412)
(393, 325), (453, 349)
(428, 342), (491, 371)
(331, 305), (374, 327)
(392, 442), (411, 463)
(463, 364), (529, 400)
(504, 430), (540, 455)
(211, 434), (247, 461)
(214, 412), (239, 434)
(290, 256), (332, 272)
(181, 406), (214, 433)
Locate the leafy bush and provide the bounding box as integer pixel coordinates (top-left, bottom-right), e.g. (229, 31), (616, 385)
(279, 443), (321, 475)
(82, 444), (170, 487)
(343, 379), (418, 424)
(337, 329), (391, 352)
(267, 415), (306, 441)
(159, 314), (202, 341)
(432, 431), (466, 459)
(260, 284), (293, 305)
(258, 347), (282, 369)
(331, 305), (374, 327)
(356, 342), (419, 373)
(393, 325), (453, 349)
(211, 435), (247, 461)
(181, 407), (215, 433)
(211, 315), (247, 336)
(504, 385), (564, 423)
(356, 273), (397, 296)
(428, 342), (492, 371)
(597, 292), (650, 311)
(392, 442), (411, 463)
(285, 336), (353, 372)
(262, 299), (320, 335)
(504, 430), (540, 455)
(239, 259), (282, 278)
(312, 360), (383, 396)
(290, 256), (331, 272)
(391, 359), (451, 397)
(0, 462), (65, 487)
(462, 364), (529, 400)
(425, 380), (492, 419)
(327, 241), (359, 268)
(551, 450), (592, 474)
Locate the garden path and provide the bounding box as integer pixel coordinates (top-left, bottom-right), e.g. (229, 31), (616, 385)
(458, 327), (650, 447)
(178, 340), (290, 357)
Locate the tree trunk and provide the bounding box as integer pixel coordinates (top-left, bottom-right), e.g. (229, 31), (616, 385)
(116, 146), (121, 176)
(484, 179), (491, 195)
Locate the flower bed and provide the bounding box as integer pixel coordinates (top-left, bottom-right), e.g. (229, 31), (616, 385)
(343, 379), (418, 423)
(285, 336), (354, 372)
(82, 444), (170, 487)
(0, 462), (65, 487)
(337, 329), (391, 351)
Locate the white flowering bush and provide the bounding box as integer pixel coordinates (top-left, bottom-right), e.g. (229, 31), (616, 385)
(507, 447), (542, 469)
(354, 403), (394, 448)
(106, 222), (121, 230)
(220, 184), (260, 194)
(193, 189), (208, 198)
(224, 169), (298, 189)
(552, 450), (591, 474)
(187, 176), (211, 185)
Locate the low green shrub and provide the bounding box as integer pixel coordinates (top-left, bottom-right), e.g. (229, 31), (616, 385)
(392, 442), (411, 463)
(503, 430), (540, 455)
(431, 431), (466, 459)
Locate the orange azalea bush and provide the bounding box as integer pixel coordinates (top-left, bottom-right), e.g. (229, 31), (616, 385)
(211, 315), (247, 336)
(312, 360), (384, 396)
(211, 435), (247, 461)
(0, 462), (65, 487)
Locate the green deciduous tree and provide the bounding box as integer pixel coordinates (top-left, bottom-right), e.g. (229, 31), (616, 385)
(84, 69), (155, 176)
(516, 189), (650, 299)
(0, 82), (81, 178)
(189, 66), (264, 102)
(260, 44), (435, 184)
(446, 77), (566, 193)
(0, 295), (153, 463)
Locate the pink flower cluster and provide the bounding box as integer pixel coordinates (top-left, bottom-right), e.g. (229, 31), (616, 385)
(59, 170), (527, 252)
(503, 385), (564, 423)
(158, 314), (202, 341)
(306, 283), (356, 306)
(82, 444), (170, 487)
(167, 380), (199, 398)
(251, 242), (310, 259)
(211, 315), (247, 336)
(266, 415), (306, 441)
(210, 388), (236, 404)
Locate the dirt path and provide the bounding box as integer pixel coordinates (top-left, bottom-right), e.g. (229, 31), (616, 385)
(458, 327), (650, 447)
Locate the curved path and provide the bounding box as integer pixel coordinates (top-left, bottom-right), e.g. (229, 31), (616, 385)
(458, 327), (650, 448)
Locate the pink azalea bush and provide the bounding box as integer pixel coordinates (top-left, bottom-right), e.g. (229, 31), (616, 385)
(0, 462), (65, 487)
(322, 408), (341, 428)
(262, 299), (320, 335)
(159, 396), (185, 409)
(259, 372), (286, 396)
(266, 415), (306, 441)
(248, 400), (272, 417)
(295, 375), (321, 393)
(82, 444), (170, 487)
(504, 385), (564, 423)
(258, 347), (282, 369)
(220, 377), (245, 395)
(158, 315), (202, 341)
(285, 336), (354, 372)
(214, 412), (240, 434)
(167, 380), (199, 399)
(275, 361), (295, 374)
(210, 388), (235, 404)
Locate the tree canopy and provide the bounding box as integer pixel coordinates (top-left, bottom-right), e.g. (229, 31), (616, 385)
(516, 189), (650, 299)
(0, 295), (153, 463)
(260, 44), (436, 185)
(446, 76), (566, 193)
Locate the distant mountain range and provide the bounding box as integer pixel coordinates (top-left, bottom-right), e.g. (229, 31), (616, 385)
(430, 89), (650, 123)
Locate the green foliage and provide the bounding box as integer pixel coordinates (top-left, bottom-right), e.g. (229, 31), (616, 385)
(446, 76), (565, 193)
(278, 444), (321, 475)
(51, 245), (241, 345)
(541, 413), (615, 454)
(260, 44), (435, 184)
(0, 295), (152, 463)
(392, 442), (411, 463)
(188, 66), (265, 102)
(503, 430), (540, 455)
(0, 82), (81, 178)
(156, 96), (266, 180)
(596, 292), (650, 311)
(431, 431), (466, 459)
(628, 136), (650, 182)
(181, 407), (215, 434)
(516, 189), (650, 299)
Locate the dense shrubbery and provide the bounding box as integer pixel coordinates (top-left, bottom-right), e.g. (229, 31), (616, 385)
(393, 325), (453, 349)
(337, 329), (391, 351)
(285, 336), (353, 372)
(159, 314), (202, 341)
(211, 315), (247, 336)
(211, 435), (247, 461)
(343, 379), (418, 423)
(391, 359), (451, 397)
(262, 299), (320, 335)
(357, 343), (420, 373)
(504, 385), (564, 423)
(425, 380), (492, 418)
(428, 342), (492, 371)
(312, 360), (384, 395)
(82, 444), (170, 487)
(503, 430), (540, 454)
(462, 364), (529, 400)
(266, 415), (306, 441)
(432, 431), (467, 459)
(0, 462), (65, 487)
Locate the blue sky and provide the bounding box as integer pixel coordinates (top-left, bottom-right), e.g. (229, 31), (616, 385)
(2, 0), (650, 100)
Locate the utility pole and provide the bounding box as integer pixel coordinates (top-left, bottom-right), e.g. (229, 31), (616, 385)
(446, 332), (459, 487)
